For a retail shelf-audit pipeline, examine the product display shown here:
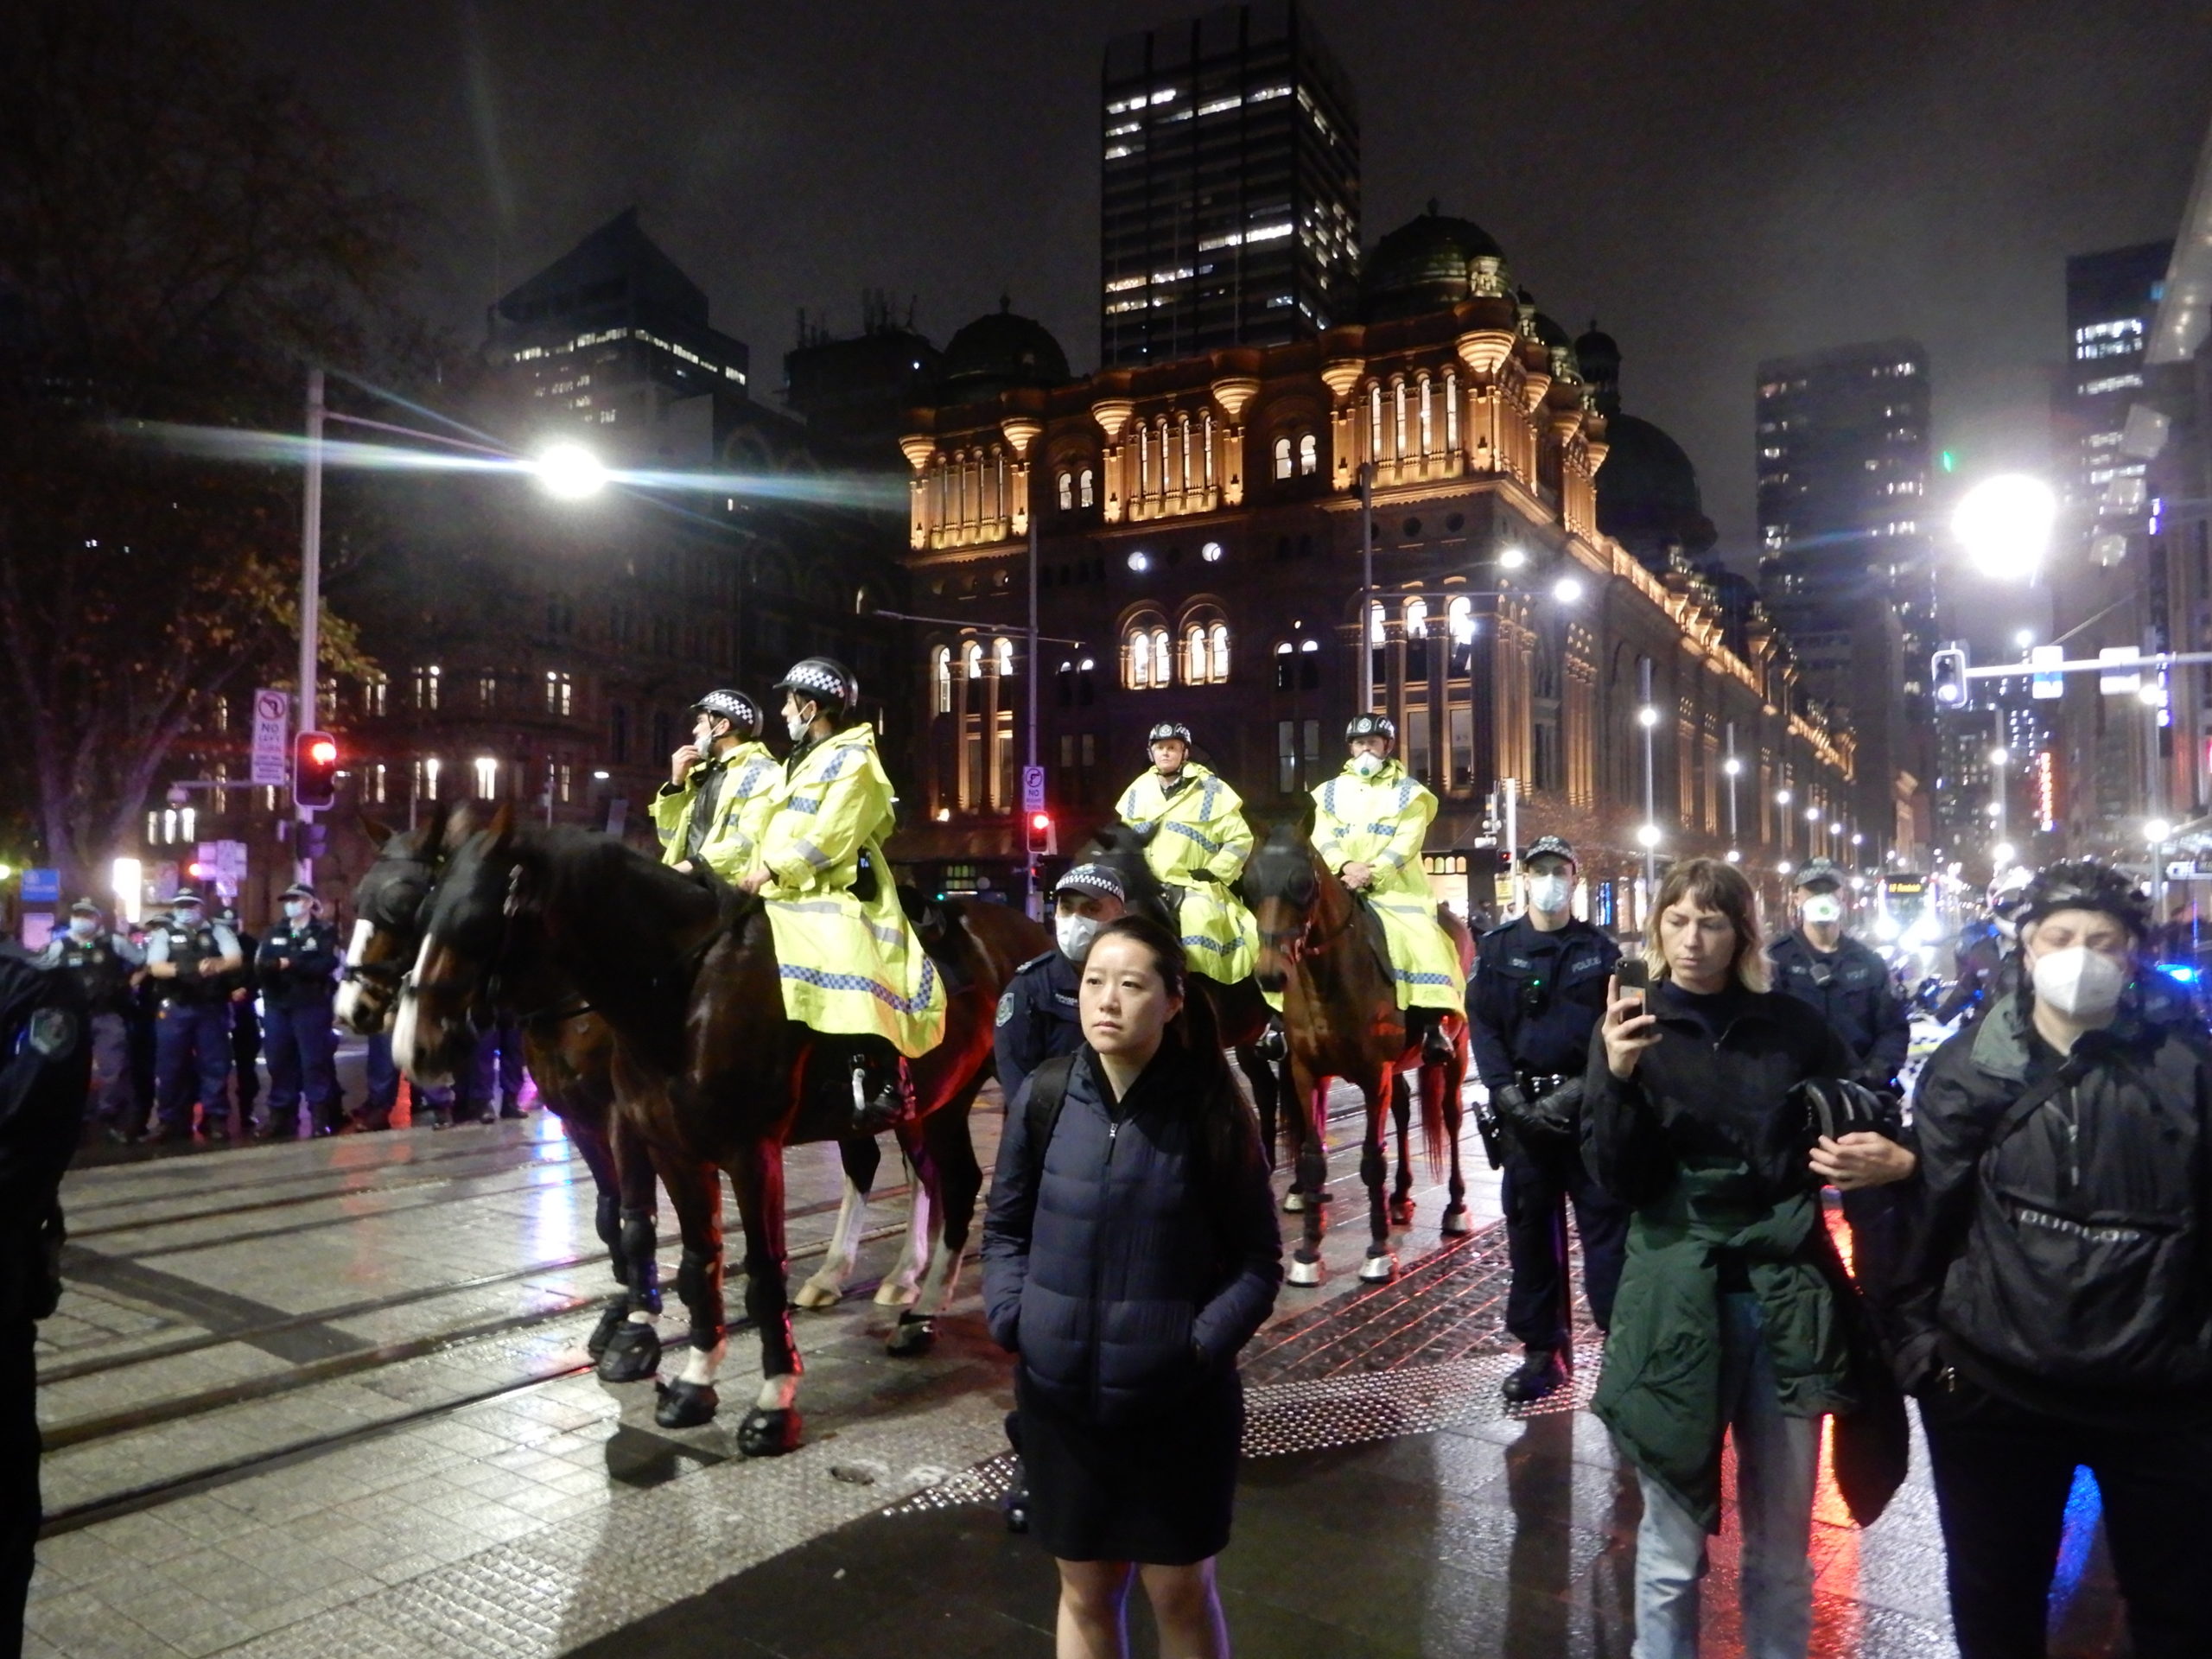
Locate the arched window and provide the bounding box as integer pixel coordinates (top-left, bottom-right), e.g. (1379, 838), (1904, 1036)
(963, 640), (984, 682)
(1057, 472), (1074, 512)
(1448, 597), (1476, 676)
(1298, 432), (1319, 476)
(1153, 626), (1171, 682)
(1403, 597), (1429, 635)
(1209, 622), (1230, 682)
(1130, 632), (1153, 689)
(931, 646), (951, 715)
(993, 637), (1015, 677)
(1273, 435), (1293, 480)
(1185, 625), (1209, 683)
(1418, 376), (1433, 454)
(1369, 383), (1383, 459)
(1404, 597), (1429, 677)
(1124, 614), (1172, 690)
(1394, 378), (1408, 457)
(1369, 601), (1387, 645)
(1079, 467), (1096, 508)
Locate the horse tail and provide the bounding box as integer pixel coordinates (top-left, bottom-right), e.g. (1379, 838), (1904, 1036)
(1419, 1058), (1447, 1182)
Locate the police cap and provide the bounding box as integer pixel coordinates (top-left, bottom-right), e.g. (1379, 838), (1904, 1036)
(1053, 865), (1128, 905)
(1522, 835), (1576, 868)
(69, 898), (101, 918)
(279, 883), (319, 905)
(1793, 857), (1843, 893)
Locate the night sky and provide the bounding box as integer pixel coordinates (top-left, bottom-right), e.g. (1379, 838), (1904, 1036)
(185, 0), (2211, 570)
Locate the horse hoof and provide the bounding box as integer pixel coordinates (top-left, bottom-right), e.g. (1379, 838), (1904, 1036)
(596, 1321), (662, 1384)
(1281, 1190), (1306, 1213)
(886, 1314), (935, 1357)
(737, 1407), (803, 1457)
(1358, 1251), (1397, 1283)
(792, 1278), (842, 1310)
(1286, 1255), (1323, 1287)
(1387, 1197), (1416, 1227)
(652, 1379), (719, 1429)
(1003, 1491), (1031, 1534)
(586, 1300), (629, 1361)
(873, 1280), (920, 1308)
(1440, 1204), (1472, 1236)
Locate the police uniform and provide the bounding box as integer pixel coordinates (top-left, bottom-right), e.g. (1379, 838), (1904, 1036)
(652, 690), (779, 883)
(255, 890), (340, 1135)
(1310, 736), (1466, 1013)
(1115, 725), (1259, 984)
(1769, 929), (1910, 1089)
(35, 906), (142, 1131)
(218, 913), (261, 1116)
(1467, 886), (1628, 1364)
(143, 899), (242, 1138)
(995, 950), (1080, 1100)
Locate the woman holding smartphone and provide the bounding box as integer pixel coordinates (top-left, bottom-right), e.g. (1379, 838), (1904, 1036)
(1584, 857), (1912, 1659)
(983, 916), (1282, 1659)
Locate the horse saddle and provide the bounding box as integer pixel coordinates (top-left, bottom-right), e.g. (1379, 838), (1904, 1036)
(1351, 893), (1395, 987)
(899, 886), (974, 995)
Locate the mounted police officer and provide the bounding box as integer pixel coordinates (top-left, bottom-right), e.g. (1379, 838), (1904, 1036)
(1311, 714), (1465, 1063)
(739, 657), (944, 1135)
(994, 865), (1128, 1099)
(1467, 836), (1627, 1402)
(142, 889), (243, 1143)
(1114, 721), (1260, 984)
(35, 899), (142, 1141)
(1769, 858), (1911, 1091)
(654, 688), (779, 883)
(255, 884), (341, 1138)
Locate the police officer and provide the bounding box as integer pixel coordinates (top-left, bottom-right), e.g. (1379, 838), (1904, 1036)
(143, 890), (243, 1143)
(216, 905), (261, 1128)
(0, 945), (89, 1652)
(1936, 866), (2031, 1027)
(654, 689), (779, 882)
(35, 900), (142, 1140)
(1113, 721), (1260, 984)
(464, 1011), (529, 1123)
(1467, 836), (1627, 1402)
(1770, 857), (1911, 1091)
(995, 866), (1128, 1099)
(255, 884), (340, 1137)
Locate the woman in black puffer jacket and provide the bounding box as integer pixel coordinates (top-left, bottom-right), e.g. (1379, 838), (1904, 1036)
(983, 916), (1281, 1659)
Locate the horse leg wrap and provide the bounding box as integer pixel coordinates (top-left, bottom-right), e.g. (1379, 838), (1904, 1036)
(677, 1248), (724, 1351)
(1360, 1143), (1389, 1192)
(595, 1191), (626, 1288)
(587, 1295), (630, 1361)
(620, 1210), (661, 1316)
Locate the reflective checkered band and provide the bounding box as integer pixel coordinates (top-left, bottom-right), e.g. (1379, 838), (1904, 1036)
(779, 955), (939, 1014)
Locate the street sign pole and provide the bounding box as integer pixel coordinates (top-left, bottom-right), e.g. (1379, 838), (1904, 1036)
(297, 367), (325, 887)
(1027, 504), (1041, 922)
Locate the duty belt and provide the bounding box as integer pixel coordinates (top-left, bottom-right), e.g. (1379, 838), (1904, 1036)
(1517, 1071), (1574, 1096)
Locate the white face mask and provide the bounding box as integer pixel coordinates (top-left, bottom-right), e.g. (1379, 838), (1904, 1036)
(785, 709), (812, 742)
(1056, 913), (1101, 963)
(1526, 874), (1572, 914)
(1801, 894), (1844, 926)
(2031, 944), (2129, 1020)
(1350, 751), (1384, 778)
(283, 900), (310, 922)
(67, 917), (98, 940)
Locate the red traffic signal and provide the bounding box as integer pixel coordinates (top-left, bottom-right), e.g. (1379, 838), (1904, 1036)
(1026, 810), (1055, 856)
(293, 731), (340, 810)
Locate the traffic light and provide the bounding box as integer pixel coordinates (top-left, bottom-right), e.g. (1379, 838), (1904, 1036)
(1930, 644), (1970, 708)
(1027, 810), (1056, 857)
(293, 731), (339, 809)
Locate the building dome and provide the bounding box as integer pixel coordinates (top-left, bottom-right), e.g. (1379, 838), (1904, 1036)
(1598, 414), (1717, 563)
(1362, 204), (1507, 321)
(1575, 319), (1621, 398)
(939, 302), (1070, 404)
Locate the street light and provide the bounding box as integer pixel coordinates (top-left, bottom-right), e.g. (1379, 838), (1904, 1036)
(2146, 817), (2174, 843)
(1637, 705), (1660, 728)
(1776, 788), (1792, 805)
(1498, 545), (1528, 570)
(1552, 575), (1585, 604)
(535, 442), (608, 500)
(1636, 823), (1662, 849)
(1993, 841), (2017, 868)
(1954, 474), (2057, 582)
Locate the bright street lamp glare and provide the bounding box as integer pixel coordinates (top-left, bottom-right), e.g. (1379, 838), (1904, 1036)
(2013, 629), (2036, 651)
(1988, 747), (2009, 767)
(1635, 823), (1662, 849)
(1498, 546), (1528, 570)
(2146, 818), (2174, 843)
(1551, 576), (1585, 604)
(1993, 842), (2017, 867)
(1953, 474), (2056, 582)
(535, 442), (608, 500)
(1636, 705), (1659, 728)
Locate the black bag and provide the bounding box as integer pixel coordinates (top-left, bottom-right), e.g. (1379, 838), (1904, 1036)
(1789, 1076), (1897, 1151)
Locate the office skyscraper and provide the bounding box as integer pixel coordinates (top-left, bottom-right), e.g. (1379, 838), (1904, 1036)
(2063, 240), (2173, 556)
(1099, 1), (1359, 367)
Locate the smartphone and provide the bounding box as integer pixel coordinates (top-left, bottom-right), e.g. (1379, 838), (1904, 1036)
(1616, 958), (1649, 1013)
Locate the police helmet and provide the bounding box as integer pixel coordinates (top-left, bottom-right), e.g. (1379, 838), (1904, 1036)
(1986, 864), (2035, 918)
(1146, 721), (1193, 748)
(69, 898), (101, 918)
(1523, 834), (1577, 869)
(2016, 860), (2152, 939)
(1793, 857), (1843, 893)
(1345, 713), (1397, 746)
(690, 689), (764, 738)
(772, 657), (859, 715)
(1053, 865), (1128, 905)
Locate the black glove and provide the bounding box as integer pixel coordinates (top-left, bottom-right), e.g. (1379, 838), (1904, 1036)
(1186, 868), (1216, 883)
(1522, 1077), (1585, 1139)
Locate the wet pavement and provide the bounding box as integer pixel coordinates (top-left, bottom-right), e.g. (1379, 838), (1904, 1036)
(29, 1052), (2133, 1656)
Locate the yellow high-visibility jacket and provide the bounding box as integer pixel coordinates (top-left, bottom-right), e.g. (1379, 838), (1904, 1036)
(1115, 762), (1259, 984)
(1311, 758), (1465, 1010)
(651, 741), (779, 882)
(755, 724), (945, 1057)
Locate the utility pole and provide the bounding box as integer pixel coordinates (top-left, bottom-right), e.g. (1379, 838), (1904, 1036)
(297, 367), (325, 887)
(1358, 461), (1375, 715)
(1026, 505), (1040, 922)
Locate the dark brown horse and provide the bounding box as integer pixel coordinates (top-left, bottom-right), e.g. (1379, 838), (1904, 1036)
(395, 809), (1046, 1454)
(1242, 820), (1474, 1286)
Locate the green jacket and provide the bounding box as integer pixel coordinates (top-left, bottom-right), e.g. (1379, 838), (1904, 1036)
(1592, 1163), (1859, 1532)
(650, 741), (778, 881)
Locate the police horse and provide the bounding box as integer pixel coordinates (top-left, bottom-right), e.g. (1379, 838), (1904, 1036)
(394, 808), (1046, 1453)
(1242, 820), (1475, 1286)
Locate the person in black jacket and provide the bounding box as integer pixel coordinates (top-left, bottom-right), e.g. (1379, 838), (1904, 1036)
(0, 947), (90, 1659)
(984, 916), (1281, 1659)
(1466, 835), (1626, 1403)
(994, 866), (1128, 1101)
(254, 885), (340, 1138)
(1768, 859), (1910, 1090)
(1899, 860), (2212, 1659)
(216, 906), (261, 1135)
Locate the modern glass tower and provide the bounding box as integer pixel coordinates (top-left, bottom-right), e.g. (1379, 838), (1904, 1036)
(1099, 1), (1359, 367)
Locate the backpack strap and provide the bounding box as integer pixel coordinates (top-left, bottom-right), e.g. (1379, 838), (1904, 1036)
(1984, 1054), (2089, 1152)
(1022, 1053), (1077, 1192)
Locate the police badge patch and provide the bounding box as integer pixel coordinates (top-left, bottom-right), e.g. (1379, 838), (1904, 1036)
(995, 991), (1015, 1027)
(27, 1007), (78, 1059)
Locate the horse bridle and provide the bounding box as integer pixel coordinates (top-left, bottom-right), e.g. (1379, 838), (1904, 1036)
(409, 856), (598, 1032)
(340, 853), (440, 995)
(1252, 866), (1361, 963)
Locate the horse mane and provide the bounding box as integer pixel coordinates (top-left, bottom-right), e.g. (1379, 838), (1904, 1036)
(1242, 818), (1322, 903)
(1079, 823), (1176, 931)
